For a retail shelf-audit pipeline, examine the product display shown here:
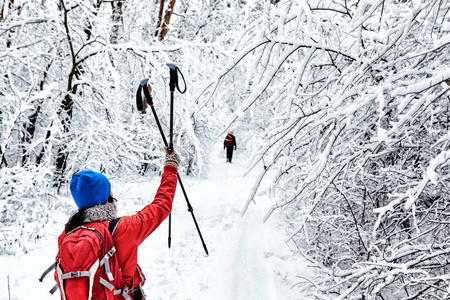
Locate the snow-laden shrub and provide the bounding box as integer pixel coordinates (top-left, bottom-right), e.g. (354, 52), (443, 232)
(0, 165), (66, 255)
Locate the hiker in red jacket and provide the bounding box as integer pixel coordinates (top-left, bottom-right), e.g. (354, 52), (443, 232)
(60, 148), (180, 300)
(223, 132), (237, 163)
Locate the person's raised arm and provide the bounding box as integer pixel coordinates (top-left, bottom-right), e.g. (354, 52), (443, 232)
(119, 149), (179, 244)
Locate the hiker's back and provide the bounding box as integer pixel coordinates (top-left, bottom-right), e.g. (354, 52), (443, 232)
(54, 221), (125, 300)
(224, 133), (235, 146)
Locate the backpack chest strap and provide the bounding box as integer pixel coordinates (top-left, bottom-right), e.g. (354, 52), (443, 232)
(61, 271), (91, 279)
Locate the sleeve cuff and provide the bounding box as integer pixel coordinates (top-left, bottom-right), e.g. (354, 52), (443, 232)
(164, 165), (178, 174)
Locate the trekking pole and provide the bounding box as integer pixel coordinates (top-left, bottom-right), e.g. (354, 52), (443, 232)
(166, 64), (176, 249)
(136, 80), (174, 249)
(167, 63), (177, 153)
(136, 74), (209, 256)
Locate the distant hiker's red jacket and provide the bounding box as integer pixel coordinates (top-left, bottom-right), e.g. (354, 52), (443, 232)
(112, 165), (177, 293)
(224, 133), (236, 148)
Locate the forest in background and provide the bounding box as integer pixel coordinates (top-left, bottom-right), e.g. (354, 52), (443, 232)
(1, 0), (450, 298)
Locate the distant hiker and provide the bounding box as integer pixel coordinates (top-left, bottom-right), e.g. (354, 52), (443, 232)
(49, 148), (179, 300)
(224, 132), (237, 163)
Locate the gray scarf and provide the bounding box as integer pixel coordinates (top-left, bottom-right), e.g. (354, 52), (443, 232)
(83, 201), (118, 222)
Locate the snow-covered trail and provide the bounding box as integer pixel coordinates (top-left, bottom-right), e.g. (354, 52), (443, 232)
(136, 148), (313, 299)
(0, 147), (313, 300)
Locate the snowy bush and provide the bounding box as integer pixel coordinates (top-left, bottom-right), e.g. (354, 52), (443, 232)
(0, 165), (63, 255)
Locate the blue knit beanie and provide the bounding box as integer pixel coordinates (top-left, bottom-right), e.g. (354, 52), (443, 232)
(70, 170), (111, 210)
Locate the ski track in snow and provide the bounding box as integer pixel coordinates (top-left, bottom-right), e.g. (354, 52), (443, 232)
(0, 147), (313, 300)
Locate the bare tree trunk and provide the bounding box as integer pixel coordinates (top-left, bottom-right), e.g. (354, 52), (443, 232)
(20, 60), (53, 166)
(54, 0), (104, 184)
(0, 0), (7, 21)
(84, 0), (102, 40)
(155, 0), (165, 37)
(54, 0), (77, 184)
(4, 0), (22, 48)
(155, 0), (176, 41)
(0, 148), (7, 167)
(110, 1), (123, 44)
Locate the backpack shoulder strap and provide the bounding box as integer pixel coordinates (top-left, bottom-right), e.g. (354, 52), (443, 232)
(39, 261), (58, 282)
(108, 217), (122, 237)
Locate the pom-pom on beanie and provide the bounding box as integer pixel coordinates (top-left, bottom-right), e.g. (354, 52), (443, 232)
(70, 170), (111, 210)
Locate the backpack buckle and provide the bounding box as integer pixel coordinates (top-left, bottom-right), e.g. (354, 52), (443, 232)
(106, 247), (116, 258)
(69, 271), (82, 278)
(62, 270), (90, 279)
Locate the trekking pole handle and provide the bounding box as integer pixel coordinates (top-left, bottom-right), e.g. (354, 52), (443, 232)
(166, 63), (187, 94)
(167, 63), (177, 92)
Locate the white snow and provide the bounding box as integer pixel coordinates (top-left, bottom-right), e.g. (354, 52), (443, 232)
(0, 144), (312, 300)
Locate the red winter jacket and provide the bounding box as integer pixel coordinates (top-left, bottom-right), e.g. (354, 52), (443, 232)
(112, 165), (177, 294)
(224, 133), (236, 148)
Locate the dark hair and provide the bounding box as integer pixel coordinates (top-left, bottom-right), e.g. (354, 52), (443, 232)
(107, 196), (117, 203)
(64, 195), (116, 233)
(64, 208), (88, 233)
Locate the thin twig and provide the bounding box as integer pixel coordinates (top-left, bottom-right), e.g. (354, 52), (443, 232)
(8, 275), (11, 300)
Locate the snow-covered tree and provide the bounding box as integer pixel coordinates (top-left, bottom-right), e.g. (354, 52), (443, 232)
(204, 0), (450, 298)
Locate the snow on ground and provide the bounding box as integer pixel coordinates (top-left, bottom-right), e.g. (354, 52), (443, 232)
(0, 145), (313, 300)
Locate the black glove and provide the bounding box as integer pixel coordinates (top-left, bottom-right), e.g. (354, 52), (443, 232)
(164, 148), (180, 169)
